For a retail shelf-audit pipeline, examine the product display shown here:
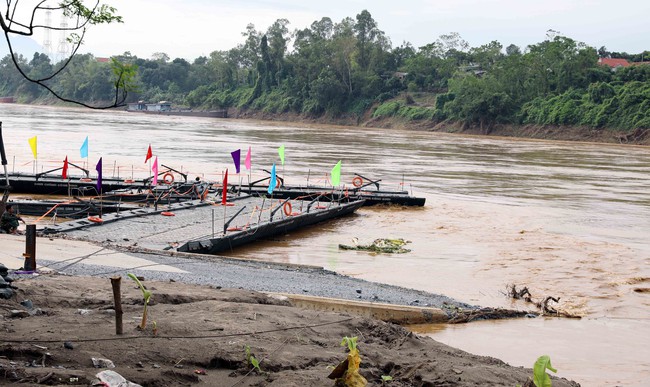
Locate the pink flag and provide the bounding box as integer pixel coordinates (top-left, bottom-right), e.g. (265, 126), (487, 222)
(152, 156), (158, 186)
(245, 146), (251, 170)
(222, 169), (228, 205)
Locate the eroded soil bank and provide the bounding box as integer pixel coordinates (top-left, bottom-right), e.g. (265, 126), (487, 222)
(230, 108), (650, 146)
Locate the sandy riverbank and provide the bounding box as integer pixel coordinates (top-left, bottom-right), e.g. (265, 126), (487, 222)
(1, 273), (580, 386)
(0, 232), (581, 386)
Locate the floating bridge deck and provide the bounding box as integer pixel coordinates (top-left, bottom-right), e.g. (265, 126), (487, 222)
(40, 194), (363, 253)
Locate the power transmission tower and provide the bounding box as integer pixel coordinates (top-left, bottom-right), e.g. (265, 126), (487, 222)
(42, 10), (53, 60)
(55, 14), (70, 63)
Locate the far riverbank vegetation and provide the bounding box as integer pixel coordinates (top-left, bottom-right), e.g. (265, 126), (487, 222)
(1, 10), (649, 139)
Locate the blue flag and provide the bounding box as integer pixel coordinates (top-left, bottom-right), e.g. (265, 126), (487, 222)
(80, 136), (89, 158)
(96, 157), (102, 193)
(267, 163), (276, 195)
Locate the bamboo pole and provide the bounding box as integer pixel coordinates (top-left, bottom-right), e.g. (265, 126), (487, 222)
(110, 276), (123, 335)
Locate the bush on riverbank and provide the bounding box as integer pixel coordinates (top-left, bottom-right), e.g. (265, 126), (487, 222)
(3, 11), (649, 142)
(521, 81), (650, 130)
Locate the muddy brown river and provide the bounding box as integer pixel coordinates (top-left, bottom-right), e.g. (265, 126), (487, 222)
(2, 104), (649, 386)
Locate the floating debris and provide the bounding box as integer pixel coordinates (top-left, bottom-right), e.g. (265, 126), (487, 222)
(507, 284), (581, 319)
(339, 238), (411, 254)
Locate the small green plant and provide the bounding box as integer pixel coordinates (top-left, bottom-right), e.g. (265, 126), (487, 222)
(533, 355), (557, 387)
(244, 345), (261, 373)
(327, 336), (367, 386)
(341, 336), (358, 351)
(127, 273), (152, 330)
(381, 374), (393, 384)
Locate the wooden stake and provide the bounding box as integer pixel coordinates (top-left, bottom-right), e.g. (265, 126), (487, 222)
(110, 276), (123, 335)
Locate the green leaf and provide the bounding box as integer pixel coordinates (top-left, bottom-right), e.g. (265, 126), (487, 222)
(250, 356), (260, 369)
(340, 336), (358, 351)
(533, 355), (557, 387)
(127, 273), (150, 304)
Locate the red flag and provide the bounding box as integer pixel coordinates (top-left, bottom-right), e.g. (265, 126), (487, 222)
(222, 169), (228, 205)
(145, 144), (153, 163)
(62, 156), (68, 179)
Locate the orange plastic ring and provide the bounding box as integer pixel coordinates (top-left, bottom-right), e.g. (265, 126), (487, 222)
(283, 201), (292, 216)
(352, 176), (363, 188)
(161, 211), (175, 216)
(87, 216), (103, 223)
(80, 178), (92, 182)
(124, 179), (135, 184)
(163, 173), (174, 184)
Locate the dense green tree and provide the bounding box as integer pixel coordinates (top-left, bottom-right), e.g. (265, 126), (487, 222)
(2, 10), (648, 132)
(443, 74), (513, 132)
(266, 19), (290, 87)
(354, 10), (380, 71)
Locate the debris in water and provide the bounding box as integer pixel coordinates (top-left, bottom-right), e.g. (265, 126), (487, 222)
(339, 238), (411, 254)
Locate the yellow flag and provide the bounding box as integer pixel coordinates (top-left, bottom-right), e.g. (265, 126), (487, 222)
(28, 136), (38, 159)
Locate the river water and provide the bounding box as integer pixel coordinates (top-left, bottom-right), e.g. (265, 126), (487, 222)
(2, 104), (649, 386)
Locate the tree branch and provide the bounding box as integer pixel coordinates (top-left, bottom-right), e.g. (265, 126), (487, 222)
(1, 0), (131, 109)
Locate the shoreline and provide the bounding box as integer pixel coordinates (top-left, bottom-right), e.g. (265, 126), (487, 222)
(1, 233), (580, 386)
(229, 107), (650, 146)
(1, 233), (509, 320)
(5, 101), (647, 146)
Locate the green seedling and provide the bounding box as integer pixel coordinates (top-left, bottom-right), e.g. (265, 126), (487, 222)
(341, 336), (358, 351)
(381, 375), (393, 384)
(328, 336), (367, 386)
(244, 345), (261, 373)
(127, 273), (152, 330)
(533, 355), (557, 387)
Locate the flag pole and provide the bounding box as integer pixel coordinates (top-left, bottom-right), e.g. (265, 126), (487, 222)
(222, 169), (227, 234)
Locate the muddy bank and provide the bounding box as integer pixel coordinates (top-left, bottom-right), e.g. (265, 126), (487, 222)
(229, 108), (649, 146)
(1, 274), (580, 386)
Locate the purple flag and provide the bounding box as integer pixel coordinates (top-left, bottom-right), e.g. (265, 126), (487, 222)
(231, 149), (241, 174)
(95, 157), (103, 193)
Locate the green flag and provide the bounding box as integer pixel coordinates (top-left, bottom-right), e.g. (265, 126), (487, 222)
(331, 160), (342, 186)
(278, 144), (285, 165)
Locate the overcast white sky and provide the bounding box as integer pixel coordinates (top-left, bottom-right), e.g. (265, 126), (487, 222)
(14, 0), (650, 60)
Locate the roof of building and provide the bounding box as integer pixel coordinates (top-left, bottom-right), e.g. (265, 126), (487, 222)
(597, 58), (631, 68)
